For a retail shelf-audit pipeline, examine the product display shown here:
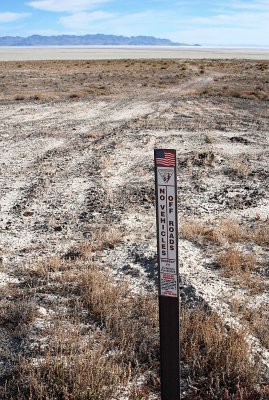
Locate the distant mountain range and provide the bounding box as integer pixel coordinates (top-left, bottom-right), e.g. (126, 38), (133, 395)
(0, 34), (200, 47)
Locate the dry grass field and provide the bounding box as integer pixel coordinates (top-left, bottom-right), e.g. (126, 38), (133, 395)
(0, 59), (269, 399)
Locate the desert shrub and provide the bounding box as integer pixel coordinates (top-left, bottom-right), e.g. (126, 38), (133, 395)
(14, 94), (25, 100)
(251, 224), (269, 245)
(5, 329), (127, 400)
(69, 91), (85, 98)
(181, 218), (245, 245)
(74, 265), (159, 365)
(229, 300), (269, 350)
(181, 306), (264, 399)
(31, 93), (43, 100)
(229, 159), (250, 178)
(215, 248), (256, 277)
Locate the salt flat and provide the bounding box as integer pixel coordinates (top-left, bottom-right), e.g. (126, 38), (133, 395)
(1, 45), (269, 61)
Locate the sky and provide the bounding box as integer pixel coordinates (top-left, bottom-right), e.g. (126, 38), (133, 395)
(0, 0), (269, 46)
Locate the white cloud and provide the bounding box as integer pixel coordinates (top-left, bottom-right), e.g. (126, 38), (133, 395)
(27, 0), (110, 13)
(0, 12), (30, 23)
(58, 10), (169, 36)
(170, 11), (269, 45)
(106, 11), (165, 36)
(219, 0), (269, 11)
(170, 25), (269, 46)
(60, 11), (115, 29)
(24, 29), (65, 36)
(189, 10), (269, 28)
(168, 0), (269, 45)
(57, 5), (269, 45)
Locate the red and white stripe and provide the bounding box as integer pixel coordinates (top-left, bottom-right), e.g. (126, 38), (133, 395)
(156, 151), (175, 166)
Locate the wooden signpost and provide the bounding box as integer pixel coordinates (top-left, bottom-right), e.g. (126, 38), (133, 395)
(154, 149), (180, 400)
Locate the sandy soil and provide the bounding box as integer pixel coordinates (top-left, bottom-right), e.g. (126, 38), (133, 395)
(0, 59), (269, 396)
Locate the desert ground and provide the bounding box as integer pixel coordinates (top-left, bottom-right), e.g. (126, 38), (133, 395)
(0, 59), (269, 399)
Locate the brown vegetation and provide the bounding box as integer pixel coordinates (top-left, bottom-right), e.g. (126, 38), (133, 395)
(229, 298), (269, 350)
(215, 248), (256, 277)
(181, 217), (269, 247)
(180, 218), (245, 245)
(2, 261), (267, 400)
(181, 307), (264, 399)
(0, 59), (268, 102)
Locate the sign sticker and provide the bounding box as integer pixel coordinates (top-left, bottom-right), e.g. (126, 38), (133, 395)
(158, 169), (174, 184)
(160, 273), (178, 297)
(155, 150), (179, 298)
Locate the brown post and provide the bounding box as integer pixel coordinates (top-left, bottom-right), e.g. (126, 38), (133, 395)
(154, 149), (180, 400)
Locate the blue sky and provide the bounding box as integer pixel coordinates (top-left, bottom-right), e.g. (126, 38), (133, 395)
(0, 0), (269, 46)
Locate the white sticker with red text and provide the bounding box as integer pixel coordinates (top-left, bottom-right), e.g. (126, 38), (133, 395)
(157, 166), (178, 297)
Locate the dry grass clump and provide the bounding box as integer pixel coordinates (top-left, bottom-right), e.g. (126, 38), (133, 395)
(185, 150), (216, 168)
(250, 224), (269, 246)
(69, 91), (86, 98)
(243, 275), (268, 295)
(14, 94), (25, 100)
(215, 248), (256, 278)
(181, 217), (269, 248)
(5, 326), (128, 400)
(229, 299), (269, 350)
(256, 62), (268, 71)
(74, 225), (123, 254)
(218, 218), (245, 242)
(91, 225), (123, 251)
(257, 90), (269, 101)
(200, 85), (269, 101)
(246, 305), (269, 350)
(54, 225), (122, 264)
(67, 265), (159, 366)
(181, 306), (263, 399)
(18, 256), (66, 286)
(14, 92), (59, 101)
(30, 92), (44, 100)
(86, 87), (106, 95)
(181, 218), (245, 245)
(0, 300), (37, 331)
(181, 218), (267, 291)
(181, 218), (220, 243)
(229, 159), (250, 178)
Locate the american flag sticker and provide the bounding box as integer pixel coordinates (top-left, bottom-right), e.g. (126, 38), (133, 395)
(155, 149), (176, 167)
